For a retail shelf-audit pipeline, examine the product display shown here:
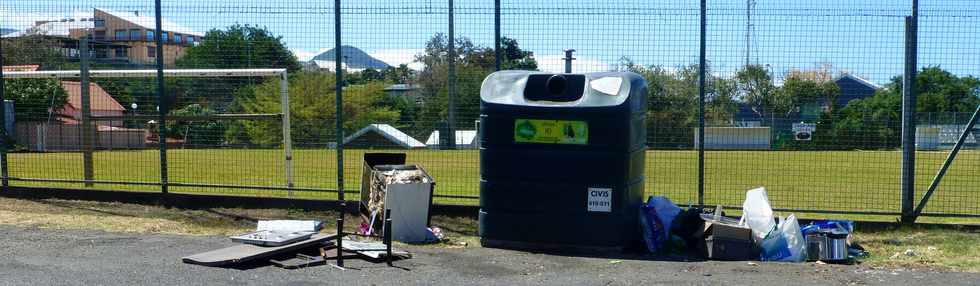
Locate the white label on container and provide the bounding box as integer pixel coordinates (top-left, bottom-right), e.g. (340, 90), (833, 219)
(590, 77), (623, 95)
(587, 187), (612, 212)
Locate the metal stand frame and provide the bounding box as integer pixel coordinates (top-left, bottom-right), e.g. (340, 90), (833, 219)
(334, 209), (395, 269)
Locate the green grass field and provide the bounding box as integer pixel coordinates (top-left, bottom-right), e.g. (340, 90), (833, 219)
(8, 149), (980, 220)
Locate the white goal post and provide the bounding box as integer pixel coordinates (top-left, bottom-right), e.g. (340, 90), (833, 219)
(4, 68), (296, 193)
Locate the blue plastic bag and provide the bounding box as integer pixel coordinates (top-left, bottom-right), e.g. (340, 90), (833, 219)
(638, 196), (681, 253)
(801, 219), (853, 236)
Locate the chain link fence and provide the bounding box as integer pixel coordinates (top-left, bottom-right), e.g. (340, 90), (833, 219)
(1, 0), (978, 221)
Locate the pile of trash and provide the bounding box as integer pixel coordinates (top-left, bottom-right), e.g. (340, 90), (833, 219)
(367, 168), (430, 215)
(640, 187), (867, 263)
(183, 220), (411, 269)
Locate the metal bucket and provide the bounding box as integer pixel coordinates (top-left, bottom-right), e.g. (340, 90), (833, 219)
(805, 232), (824, 262)
(824, 231), (849, 261)
(806, 229), (849, 262)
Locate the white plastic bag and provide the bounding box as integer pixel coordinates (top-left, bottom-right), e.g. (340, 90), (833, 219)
(778, 214), (806, 262)
(741, 187), (790, 261)
(742, 187), (776, 242)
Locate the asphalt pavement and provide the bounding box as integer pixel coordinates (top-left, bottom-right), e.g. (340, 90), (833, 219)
(0, 225), (976, 286)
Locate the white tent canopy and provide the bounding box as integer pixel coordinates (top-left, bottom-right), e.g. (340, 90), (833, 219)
(425, 130), (478, 149)
(344, 124), (425, 149)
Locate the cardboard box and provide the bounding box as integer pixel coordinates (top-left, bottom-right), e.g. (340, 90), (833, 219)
(698, 219), (759, 261)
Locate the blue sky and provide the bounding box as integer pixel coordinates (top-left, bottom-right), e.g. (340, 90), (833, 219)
(2, 0), (979, 84)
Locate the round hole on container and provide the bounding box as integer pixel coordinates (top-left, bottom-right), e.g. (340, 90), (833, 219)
(546, 74), (567, 96)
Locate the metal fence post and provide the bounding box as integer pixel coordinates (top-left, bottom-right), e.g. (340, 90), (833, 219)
(334, 0), (345, 268)
(446, 0), (457, 150)
(697, 0), (707, 207)
(155, 0), (169, 194)
(80, 36), (94, 187)
(494, 0), (501, 71)
(0, 35), (8, 189)
(900, 14), (918, 223)
(280, 71), (294, 193)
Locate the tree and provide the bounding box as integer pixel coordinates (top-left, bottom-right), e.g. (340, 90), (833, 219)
(858, 66), (980, 115)
(778, 71), (840, 116)
(1, 36), (68, 69)
(834, 90), (902, 149)
(236, 72), (399, 146)
(177, 24), (300, 72)
(736, 64), (779, 117)
(499, 37), (538, 70)
(624, 60), (737, 148)
(382, 64), (415, 84)
(3, 79), (68, 120)
(708, 76), (739, 124)
(772, 70), (843, 150)
(414, 34), (486, 135)
(346, 68), (385, 85)
(413, 34), (536, 136)
(170, 104), (225, 146)
(176, 25), (301, 112)
(834, 66), (979, 149)
(912, 67), (980, 114)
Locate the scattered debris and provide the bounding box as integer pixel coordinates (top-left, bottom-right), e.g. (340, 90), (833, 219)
(367, 168), (429, 215)
(182, 233), (337, 267)
(609, 260), (623, 264)
(747, 262), (759, 266)
(904, 249), (917, 257)
(360, 154), (435, 243)
(342, 240), (411, 260)
(742, 188), (807, 262)
(645, 186), (869, 264)
(425, 226), (444, 243)
(230, 230), (314, 247)
(639, 196), (681, 253)
(270, 253), (327, 269)
(256, 220), (323, 233)
(700, 212), (757, 261)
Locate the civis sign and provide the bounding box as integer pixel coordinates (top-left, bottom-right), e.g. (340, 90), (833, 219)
(587, 187), (612, 212)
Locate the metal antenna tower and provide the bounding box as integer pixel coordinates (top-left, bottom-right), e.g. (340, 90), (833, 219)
(745, 0), (756, 67)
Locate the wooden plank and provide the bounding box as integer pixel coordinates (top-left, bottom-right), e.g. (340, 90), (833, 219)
(182, 233), (336, 267)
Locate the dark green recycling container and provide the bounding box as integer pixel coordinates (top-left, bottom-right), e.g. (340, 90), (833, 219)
(478, 71), (647, 250)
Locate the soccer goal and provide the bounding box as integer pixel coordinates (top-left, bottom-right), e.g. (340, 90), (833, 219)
(3, 68), (297, 193)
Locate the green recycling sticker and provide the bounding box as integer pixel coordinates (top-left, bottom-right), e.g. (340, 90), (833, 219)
(514, 119), (588, 145)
